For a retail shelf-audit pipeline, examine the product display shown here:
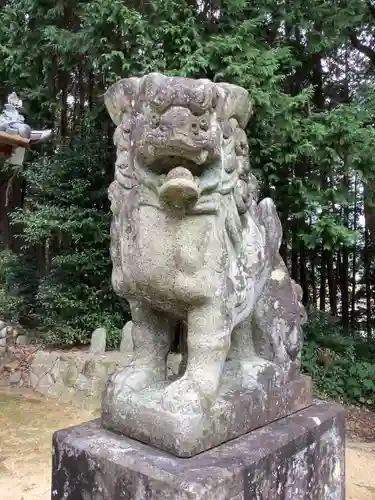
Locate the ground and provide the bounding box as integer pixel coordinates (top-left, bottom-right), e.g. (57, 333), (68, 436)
(0, 386), (97, 500)
(0, 386), (374, 499)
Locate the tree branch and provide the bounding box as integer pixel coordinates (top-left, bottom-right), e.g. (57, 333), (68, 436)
(349, 31), (375, 65)
(367, 0), (375, 19)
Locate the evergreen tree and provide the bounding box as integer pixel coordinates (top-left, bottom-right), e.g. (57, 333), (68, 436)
(0, 0), (375, 378)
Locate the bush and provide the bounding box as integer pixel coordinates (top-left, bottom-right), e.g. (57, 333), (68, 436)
(0, 249), (38, 323)
(302, 311), (375, 406)
(1, 122), (129, 346)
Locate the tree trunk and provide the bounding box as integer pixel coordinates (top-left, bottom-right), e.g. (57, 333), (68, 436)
(0, 169), (26, 251)
(350, 175), (358, 331)
(299, 242), (309, 306)
(320, 248), (327, 311)
(364, 226), (372, 339)
(327, 252), (337, 316)
(341, 175), (350, 329)
(311, 254), (317, 309)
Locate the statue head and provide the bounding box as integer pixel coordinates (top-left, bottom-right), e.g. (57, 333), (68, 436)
(7, 92), (23, 110)
(105, 73), (255, 211)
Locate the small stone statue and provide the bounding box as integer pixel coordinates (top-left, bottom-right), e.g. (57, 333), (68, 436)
(0, 92), (53, 164)
(0, 92), (52, 143)
(101, 73), (311, 456)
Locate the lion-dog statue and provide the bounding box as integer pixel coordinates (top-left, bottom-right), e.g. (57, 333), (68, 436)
(101, 74), (309, 453)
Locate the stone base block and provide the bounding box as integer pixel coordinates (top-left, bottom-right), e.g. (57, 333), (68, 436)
(52, 400), (345, 500)
(102, 374), (312, 457)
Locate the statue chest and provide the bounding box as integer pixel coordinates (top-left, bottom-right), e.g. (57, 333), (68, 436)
(116, 206), (227, 306)
(130, 207), (221, 272)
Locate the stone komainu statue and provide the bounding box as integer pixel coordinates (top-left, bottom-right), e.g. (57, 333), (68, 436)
(102, 73), (307, 419)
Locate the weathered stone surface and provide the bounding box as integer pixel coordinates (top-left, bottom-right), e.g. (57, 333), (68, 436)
(63, 361), (79, 387)
(16, 334), (28, 345)
(103, 373), (312, 457)
(119, 321), (133, 355)
(102, 73), (309, 452)
(0, 337), (6, 347)
(50, 358), (62, 383)
(29, 349), (132, 411)
(52, 400), (345, 500)
(59, 387), (76, 404)
(37, 373), (55, 392)
(166, 352), (183, 379)
(89, 327), (106, 355)
(33, 350), (60, 376)
(47, 381), (67, 399)
(0, 346), (6, 356)
(29, 371), (39, 389)
(74, 373), (92, 393)
(8, 371), (22, 385)
(0, 324), (6, 337)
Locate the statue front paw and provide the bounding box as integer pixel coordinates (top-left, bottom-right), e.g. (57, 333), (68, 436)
(161, 375), (212, 414)
(108, 361), (165, 397)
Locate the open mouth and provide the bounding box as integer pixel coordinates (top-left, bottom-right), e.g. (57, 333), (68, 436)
(148, 155), (207, 177)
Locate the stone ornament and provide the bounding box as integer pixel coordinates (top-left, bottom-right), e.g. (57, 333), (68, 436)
(0, 92), (52, 142)
(0, 92), (52, 163)
(101, 73), (311, 456)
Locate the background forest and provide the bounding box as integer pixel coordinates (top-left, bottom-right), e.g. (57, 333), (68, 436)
(0, 0), (375, 405)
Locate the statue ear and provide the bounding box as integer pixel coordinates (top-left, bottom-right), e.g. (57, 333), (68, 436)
(215, 82), (253, 129)
(104, 77), (140, 125)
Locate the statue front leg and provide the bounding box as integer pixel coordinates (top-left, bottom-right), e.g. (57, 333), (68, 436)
(107, 300), (172, 398)
(161, 305), (231, 414)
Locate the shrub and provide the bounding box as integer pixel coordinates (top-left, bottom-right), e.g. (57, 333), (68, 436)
(0, 249), (38, 323)
(302, 311), (375, 406)
(2, 122), (129, 346)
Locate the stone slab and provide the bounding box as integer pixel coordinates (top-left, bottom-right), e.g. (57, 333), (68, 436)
(51, 400), (345, 500)
(0, 323), (6, 337)
(102, 374), (312, 457)
(89, 327), (106, 355)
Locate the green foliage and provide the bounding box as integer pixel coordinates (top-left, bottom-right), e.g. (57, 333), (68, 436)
(6, 123), (127, 346)
(0, 0), (375, 388)
(0, 249), (38, 322)
(302, 311), (375, 406)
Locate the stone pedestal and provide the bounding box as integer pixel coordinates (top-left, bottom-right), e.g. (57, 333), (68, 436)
(102, 373), (312, 457)
(51, 400), (345, 500)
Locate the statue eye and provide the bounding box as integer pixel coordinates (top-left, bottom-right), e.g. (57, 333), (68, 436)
(153, 93), (169, 110)
(191, 122), (199, 134)
(150, 113), (160, 128)
(154, 96), (162, 106)
(200, 118), (208, 131)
